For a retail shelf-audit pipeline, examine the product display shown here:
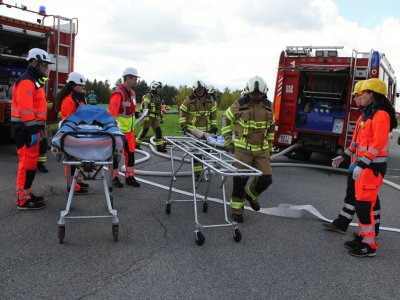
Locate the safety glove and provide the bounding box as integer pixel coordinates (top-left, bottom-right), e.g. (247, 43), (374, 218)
(224, 136), (234, 153)
(352, 165), (364, 181)
(209, 126), (218, 135)
(331, 155), (345, 168)
(181, 126), (188, 134)
(30, 132), (39, 147)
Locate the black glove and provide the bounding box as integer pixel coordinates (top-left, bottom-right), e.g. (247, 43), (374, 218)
(209, 127), (218, 135)
(181, 126), (188, 134)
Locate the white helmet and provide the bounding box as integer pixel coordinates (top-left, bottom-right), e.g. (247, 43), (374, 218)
(207, 85), (215, 94)
(66, 72), (86, 85)
(26, 48), (54, 64)
(122, 67), (140, 77)
(245, 76), (268, 94)
(240, 89), (246, 97)
(192, 80), (207, 92)
(150, 81), (162, 91)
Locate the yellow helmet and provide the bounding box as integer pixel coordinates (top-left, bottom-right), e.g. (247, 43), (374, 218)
(361, 78), (387, 96)
(352, 80), (365, 95)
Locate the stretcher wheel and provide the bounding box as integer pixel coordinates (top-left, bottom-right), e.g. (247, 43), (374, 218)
(202, 202), (208, 213)
(112, 224), (119, 242)
(165, 203), (171, 215)
(58, 225), (65, 244)
(195, 231), (205, 246)
(233, 229), (242, 243)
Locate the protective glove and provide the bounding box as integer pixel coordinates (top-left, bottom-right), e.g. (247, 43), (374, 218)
(331, 155), (345, 168)
(209, 126), (218, 135)
(352, 166), (363, 181)
(30, 133), (39, 147)
(181, 126), (188, 134)
(225, 139), (234, 153)
(39, 129), (45, 141)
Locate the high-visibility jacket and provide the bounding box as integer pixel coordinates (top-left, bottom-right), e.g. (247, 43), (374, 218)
(141, 92), (162, 120)
(345, 105), (389, 173)
(179, 94), (217, 132)
(222, 95), (275, 152)
(109, 84), (137, 133)
(11, 67), (47, 135)
(60, 92), (86, 119)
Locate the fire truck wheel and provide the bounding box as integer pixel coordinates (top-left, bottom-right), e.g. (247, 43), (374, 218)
(286, 149), (312, 161)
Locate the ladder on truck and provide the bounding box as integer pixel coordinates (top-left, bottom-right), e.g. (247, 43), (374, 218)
(43, 15), (78, 99)
(344, 49), (372, 148)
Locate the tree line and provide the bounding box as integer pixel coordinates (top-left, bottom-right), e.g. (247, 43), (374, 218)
(84, 78), (244, 110)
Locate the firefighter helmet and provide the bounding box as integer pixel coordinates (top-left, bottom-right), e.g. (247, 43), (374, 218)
(66, 72), (86, 85)
(150, 81), (162, 91)
(122, 67), (140, 77)
(207, 85), (215, 94)
(360, 78), (387, 96)
(26, 48), (54, 64)
(240, 89), (246, 97)
(245, 76), (268, 94)
(352, 80), (366, 95)
(192, 80), (207, 92)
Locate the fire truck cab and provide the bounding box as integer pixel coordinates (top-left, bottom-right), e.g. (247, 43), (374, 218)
(0, 2), (77, 140)
(273, 45), (397, 160)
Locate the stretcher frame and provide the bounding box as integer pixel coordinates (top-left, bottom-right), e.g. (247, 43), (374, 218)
(56, 131), (120, 244)
(164, 136), (262, 245)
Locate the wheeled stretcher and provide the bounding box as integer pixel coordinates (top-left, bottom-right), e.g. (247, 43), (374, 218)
(164, 136), (262, 245)
(52, 106), (125, 243)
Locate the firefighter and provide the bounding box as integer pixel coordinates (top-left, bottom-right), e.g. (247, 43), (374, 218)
(88, 89), (98, 105)
(179, 80), (218, 179)
(11, 48), (53, 210)
(324, 80), (380, 240)
(57, 71), (89, 195)
(108, 67), (141, 188)
(136, 81), (167, 152)
(345, 78), (397, 257)
(222, 76), (274, 223)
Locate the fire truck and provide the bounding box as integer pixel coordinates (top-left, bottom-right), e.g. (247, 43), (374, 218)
(273, 45), (397, 160)
(0, 2), (77, 140)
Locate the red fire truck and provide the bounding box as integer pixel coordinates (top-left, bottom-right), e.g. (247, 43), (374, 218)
(0, 2), (77, 140)
(273, 45), (397, 160)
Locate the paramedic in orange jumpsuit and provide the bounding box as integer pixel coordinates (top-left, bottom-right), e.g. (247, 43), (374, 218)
(56, 71), (89, 195)
(324, 80), (380, 242)
(108, 67), (141, 188)
(346, 78), (397, 257)
(11, 48), (53, 210)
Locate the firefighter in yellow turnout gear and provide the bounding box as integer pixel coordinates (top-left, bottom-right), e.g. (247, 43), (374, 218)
(179, 80), (218, 179)
(222, 76), (275, 223)
(136, 81), (167, 153)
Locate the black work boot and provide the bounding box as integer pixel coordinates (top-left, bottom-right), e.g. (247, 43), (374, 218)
(350, 243), (376, 257)
(31, 194), (45, 203)
(37, 162), (49, 173)
(112, 177), (124, 188)
(126, 176), (140, 187)
(322, 222), (346, 234)
(157, 145), (167, 153)
(344, 235), (363, 250)
(17, 199), (46, 210)
(231, 214), (243, 223)
(244, 191), (260, 211)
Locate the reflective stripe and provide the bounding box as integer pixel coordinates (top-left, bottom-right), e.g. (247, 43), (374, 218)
(25, 120), (37, 127)
(368, 147), (379, 156)
(344, 203), (355, 210)
(350, 142), (358, 148)
(339, 211), (353, 220)
(246, 188), (258, 202)
(360, 225), (375, 233)
(374, 210), (380, 216)
(344, 148), (354, 157)
(230, 199), (244, 209)
(11, 117), (23, 122)
(362, 237), (375, 244)
(357, 146), (368, 151)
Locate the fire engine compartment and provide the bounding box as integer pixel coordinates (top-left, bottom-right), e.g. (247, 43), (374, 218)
(295, 71), (349, 135)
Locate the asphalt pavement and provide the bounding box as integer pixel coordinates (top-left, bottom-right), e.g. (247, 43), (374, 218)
(0, 130), (399, 299)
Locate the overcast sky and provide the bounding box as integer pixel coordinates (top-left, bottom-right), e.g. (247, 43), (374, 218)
(2, 0), (400, 109)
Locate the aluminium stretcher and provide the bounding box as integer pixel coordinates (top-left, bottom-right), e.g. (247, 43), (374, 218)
(52, 105), (125, 243)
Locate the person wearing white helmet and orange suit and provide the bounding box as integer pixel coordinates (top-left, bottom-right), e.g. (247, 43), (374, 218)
(108, 67), (141, 188)
(136, 81), (167, 153)
(222, 76), (274, 223)
(179, 80), (218, 180)
(336, 78), (397, 257)
(324, 80), (380, 243)
(55, 71), (90, 195)
(11, 48), (53, 210)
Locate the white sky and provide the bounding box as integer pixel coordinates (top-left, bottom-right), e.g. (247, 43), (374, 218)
(2, 0), (400, 110)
